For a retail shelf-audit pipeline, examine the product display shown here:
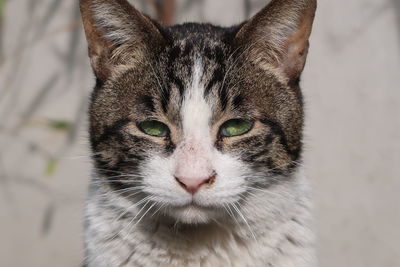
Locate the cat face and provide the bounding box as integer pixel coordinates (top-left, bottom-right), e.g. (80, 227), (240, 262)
(81, 0), (316, 224)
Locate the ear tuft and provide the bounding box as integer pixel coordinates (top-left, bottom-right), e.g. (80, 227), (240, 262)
(80, 0), (165, 81)
(90, 3), (133, 46)
(235, 0), (317, 84)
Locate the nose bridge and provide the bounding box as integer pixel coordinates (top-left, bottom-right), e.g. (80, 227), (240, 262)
(174, 137), (213, 179)
(175, 58), (215, 180)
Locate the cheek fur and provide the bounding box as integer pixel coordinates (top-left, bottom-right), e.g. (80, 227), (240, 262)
(139, 156), (192, 206)
(194, 150), (250, 204)
(140, 148), (250, 208)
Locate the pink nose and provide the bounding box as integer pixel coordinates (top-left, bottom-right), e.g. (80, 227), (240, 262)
(175, 175), (216, 194)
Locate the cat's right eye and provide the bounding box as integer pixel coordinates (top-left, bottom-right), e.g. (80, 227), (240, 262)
(138, 120), (169, 137)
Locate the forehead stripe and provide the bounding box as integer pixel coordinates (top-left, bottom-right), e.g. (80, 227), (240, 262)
(181, 59), (213, 140)
(204, 67), (225, 96)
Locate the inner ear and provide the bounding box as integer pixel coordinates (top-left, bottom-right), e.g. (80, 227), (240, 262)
(279, 13), (314, 83)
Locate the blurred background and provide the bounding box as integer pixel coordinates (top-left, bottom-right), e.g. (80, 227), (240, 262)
(0, 0), (399, 266)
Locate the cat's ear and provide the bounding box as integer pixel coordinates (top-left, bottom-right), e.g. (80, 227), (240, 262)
(235, 0), (317, 84)
(80, 0), (166, 81)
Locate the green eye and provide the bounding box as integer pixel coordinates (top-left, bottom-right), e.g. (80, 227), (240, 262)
(138, 120), (169, 137)
(220, 119), (253, 137)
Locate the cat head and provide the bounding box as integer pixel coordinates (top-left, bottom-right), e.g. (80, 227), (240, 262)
(80, 0), (316, 224)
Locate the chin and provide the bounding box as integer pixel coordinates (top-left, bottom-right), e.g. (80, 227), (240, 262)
(167, 204), (220, 224)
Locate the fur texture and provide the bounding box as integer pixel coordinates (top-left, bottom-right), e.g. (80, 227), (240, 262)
(80, 0), (317, 266)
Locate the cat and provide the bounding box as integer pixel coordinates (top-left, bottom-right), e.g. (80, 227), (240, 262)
(80, 0), (317, 266)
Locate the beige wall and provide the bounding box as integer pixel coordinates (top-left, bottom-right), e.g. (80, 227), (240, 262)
(0, 0), (399, 266)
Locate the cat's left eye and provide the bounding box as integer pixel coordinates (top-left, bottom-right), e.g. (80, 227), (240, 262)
(138, 120), (169, 137)
(220, 119), (253, 137)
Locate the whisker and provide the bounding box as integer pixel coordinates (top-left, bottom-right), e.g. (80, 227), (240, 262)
(150, 203), (165, 218)
(89, 180), (137, 187)
(231, 202), (258, 242)
(107, 196), (154, 242)
(244, 186), (290, 199)
(225, 203), (240, 227)
(63, 152), (103, 160)
(94, 188), (145, 202)
(120, 200), (158, 264)
(89, 197), (155, 265)
(132, 201), (157, 228)
(92, 168), (134, 176)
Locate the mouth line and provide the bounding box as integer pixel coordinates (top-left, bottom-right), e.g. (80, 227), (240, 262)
(176, 201), (213, 210)
(170, 198), (241, 211)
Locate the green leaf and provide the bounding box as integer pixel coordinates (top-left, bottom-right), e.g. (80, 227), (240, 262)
(48, 119), (72, 131)
(45, 158), (58, 176)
